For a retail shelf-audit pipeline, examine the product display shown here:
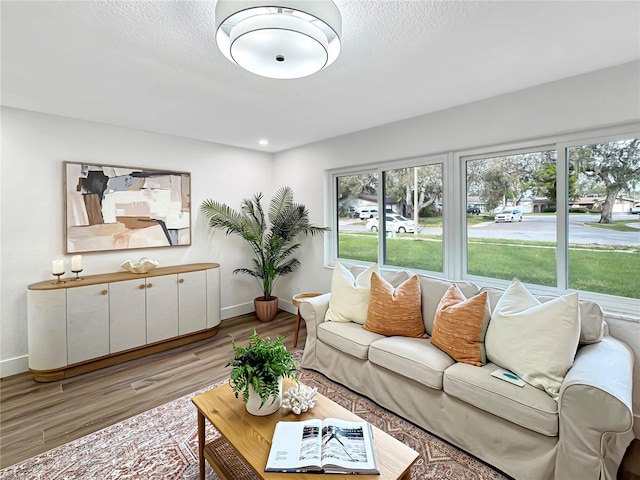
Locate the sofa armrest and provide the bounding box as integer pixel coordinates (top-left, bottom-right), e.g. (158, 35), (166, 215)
(299, 293), (330, 333)
(299, 293), (330, 369)
(556, 336), (634, 480)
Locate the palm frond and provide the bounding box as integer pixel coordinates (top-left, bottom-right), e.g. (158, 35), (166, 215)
(242, 193), (266, 229)
(233, 267), (261, 279)
(268, 186), (294, 222)
(276, 258), (300, 275)
(200, 199), (247, 237)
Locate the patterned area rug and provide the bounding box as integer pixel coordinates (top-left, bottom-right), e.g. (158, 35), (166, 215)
(1, 352), (508, 479)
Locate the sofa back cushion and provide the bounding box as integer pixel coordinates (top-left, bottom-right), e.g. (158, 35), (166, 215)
(481, 286), (605, 345)
(349, 265), (411, 288)
(363, 273), (427, 338)
(419, 275), (480, 335)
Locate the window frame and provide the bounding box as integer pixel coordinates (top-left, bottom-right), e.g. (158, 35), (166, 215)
(328, 154), (447, 276)
(326, 122), (640, 315)
(458, 142), (558, 292)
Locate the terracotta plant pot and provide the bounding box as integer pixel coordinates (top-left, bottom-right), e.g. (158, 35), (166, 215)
(254, 296), (279, 322)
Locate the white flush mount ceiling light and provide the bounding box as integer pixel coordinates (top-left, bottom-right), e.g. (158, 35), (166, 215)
(215, 0), (342, 79)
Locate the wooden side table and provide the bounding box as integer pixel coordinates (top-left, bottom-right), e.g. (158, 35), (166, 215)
(292, 292), (322, 347)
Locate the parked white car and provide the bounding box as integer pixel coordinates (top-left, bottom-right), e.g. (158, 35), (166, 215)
(495, 208), (523, 223)
(359, 208), (378, 220)
(366, 214), (415, 233)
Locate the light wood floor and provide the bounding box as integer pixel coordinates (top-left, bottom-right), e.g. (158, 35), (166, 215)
(0, 310), (305, 469)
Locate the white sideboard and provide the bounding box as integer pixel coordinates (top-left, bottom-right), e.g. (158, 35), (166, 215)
(27, 263), (220, 382)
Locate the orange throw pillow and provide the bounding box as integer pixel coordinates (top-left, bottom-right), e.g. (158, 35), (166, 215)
(431, 284), (490, 366)
(363, 273), (427, 338)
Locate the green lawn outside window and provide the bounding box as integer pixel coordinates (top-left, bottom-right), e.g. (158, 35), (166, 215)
(337, 233), (639, 298)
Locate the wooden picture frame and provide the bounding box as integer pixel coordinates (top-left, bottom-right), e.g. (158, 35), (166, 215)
(64, 161), (191, 254)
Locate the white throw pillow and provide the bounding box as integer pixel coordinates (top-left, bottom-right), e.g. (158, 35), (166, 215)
(485, 278), (580, 400)
(325, 262), (379, 324)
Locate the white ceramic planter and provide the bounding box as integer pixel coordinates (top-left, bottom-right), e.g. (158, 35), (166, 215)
(245, 377), (283, 416)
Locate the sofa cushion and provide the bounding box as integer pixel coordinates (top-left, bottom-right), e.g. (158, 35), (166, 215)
(538, 295), (604, 345)
(317, 321), (384, 359)
(485, 278), (580, 400)
(443, 362), (559, 436)
(480, 286), (604, 345)
(325, 262), (379, 324)
(363, 273), (427, 338)
(369, 336), (455, 390)
(350, 266), (411, 288)
(431, 285), (490, 366)
(419, 275), (480, 335)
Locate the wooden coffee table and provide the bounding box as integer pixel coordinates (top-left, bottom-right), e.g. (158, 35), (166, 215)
(192, 377), (418, 480)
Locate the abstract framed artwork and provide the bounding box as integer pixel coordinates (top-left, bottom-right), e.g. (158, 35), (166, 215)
(64, 162), (191, 253)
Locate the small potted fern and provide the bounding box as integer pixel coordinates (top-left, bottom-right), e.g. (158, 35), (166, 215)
(227, 330), (297, 416)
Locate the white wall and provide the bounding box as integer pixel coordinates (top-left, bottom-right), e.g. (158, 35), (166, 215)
(272, 61), (640, 436)
(0, 107), (274, 377)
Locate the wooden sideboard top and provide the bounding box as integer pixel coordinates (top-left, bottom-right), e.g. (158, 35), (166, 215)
(28, 263), (220, 290)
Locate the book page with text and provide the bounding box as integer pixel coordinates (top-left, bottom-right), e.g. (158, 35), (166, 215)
(265, 419), (323, 472)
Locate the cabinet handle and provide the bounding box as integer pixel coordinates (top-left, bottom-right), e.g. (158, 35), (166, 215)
(147, 283), (153, 288)
(179, 278), (185, 284)
(139, 284), (145, 290)
(101, 290), (108, 295)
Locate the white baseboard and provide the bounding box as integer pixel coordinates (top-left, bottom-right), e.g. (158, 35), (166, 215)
(221, 300), (297, 320)
(279, 300), (296, 315)
(221, 302), (254, 320)
(0, 355), (29, 378)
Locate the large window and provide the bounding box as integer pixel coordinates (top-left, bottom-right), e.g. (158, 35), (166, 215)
(566, 139), (640, 298)
(465, 149), (557, 286)
(336, 172), (379, 263)
(328, 127), (639, 314)
(383, 164), (443, 272)
(334, 159), (444, 274)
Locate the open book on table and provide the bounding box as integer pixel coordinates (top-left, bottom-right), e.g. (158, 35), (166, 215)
(265, 418), (379, 474)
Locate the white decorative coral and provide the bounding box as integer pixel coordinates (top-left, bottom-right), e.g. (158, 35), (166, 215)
(282, 384), (318, 415)
(120, 257), (159, 274)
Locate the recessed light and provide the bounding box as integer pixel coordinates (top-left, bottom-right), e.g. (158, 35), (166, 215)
(259, 139), (269, 146)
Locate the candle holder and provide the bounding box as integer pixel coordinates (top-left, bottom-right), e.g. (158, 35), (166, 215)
(71, 269), (83, 281)
(52, 272), (66, 284)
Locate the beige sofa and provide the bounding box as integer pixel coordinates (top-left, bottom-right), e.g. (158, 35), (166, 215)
(299, 267), (635, 480)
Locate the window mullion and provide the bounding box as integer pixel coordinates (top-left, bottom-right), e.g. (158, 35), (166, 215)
(446, 151), (461, 279)
(378, 168), (385, 265)
(556, 145), (569, 292)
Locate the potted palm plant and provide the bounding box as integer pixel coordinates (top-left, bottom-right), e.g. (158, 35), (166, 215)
(227, 330), (297, 415)
(201, 186), (328, 322)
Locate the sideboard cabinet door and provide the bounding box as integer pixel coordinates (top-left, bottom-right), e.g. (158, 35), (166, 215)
(109, 279), (146, 353)
(67, 284), (110, 365)
(146, 275), (179, 344)
(178, 271), (207, 335)
(28, 289), (67, 370)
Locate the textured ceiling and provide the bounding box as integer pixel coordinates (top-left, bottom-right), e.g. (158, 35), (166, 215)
(2, 1), (639, 152)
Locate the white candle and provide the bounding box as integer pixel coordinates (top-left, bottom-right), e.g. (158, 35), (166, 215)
(71, 255), (82, 271)
(52, 260), (64, 275)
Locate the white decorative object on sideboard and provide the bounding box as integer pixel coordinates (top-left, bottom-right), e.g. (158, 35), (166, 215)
(27, 263), (221, 382)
